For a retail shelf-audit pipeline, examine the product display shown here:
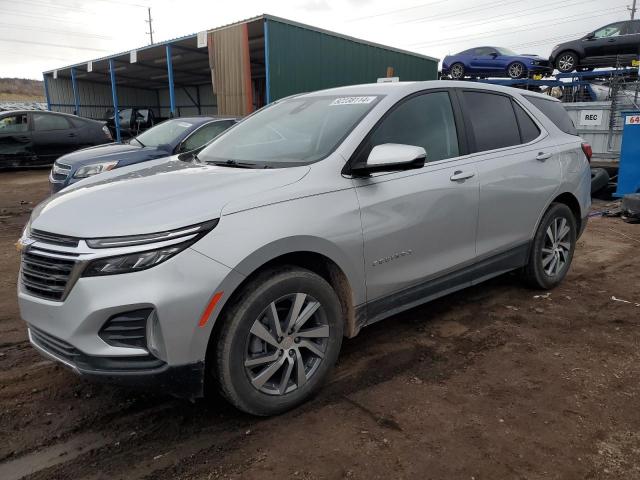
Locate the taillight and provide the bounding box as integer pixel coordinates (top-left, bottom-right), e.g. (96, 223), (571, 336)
(581, 142), (592, 163)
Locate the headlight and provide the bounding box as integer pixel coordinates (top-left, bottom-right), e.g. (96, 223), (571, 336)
(73, 161), (118, 179)
(82, 243), (188, 277)
(82, 219), (218, 276)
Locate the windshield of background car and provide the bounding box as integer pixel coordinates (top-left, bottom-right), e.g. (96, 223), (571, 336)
(496, 47), (518, 56)
(134, 119), (195, 147)
(197, 95), (382, 166)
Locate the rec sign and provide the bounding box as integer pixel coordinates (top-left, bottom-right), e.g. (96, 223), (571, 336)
(579, 110), (603, 126)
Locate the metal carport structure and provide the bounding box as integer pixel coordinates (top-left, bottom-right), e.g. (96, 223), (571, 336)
(43, 14), (439, 142)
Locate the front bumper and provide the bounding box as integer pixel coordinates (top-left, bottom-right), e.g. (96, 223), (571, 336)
(19, 240), (243, 397)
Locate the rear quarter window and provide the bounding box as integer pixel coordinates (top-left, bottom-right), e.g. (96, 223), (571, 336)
(524, 96), (578, 135)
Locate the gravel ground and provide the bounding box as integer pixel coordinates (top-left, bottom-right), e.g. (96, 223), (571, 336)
(0, 170), (639, 480)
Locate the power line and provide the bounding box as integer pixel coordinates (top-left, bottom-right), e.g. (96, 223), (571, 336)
(347, 0), (449, 22)
(408, 7), (627, 48)
(397, 0), (527, 25)
(0, 22), (114, 40)
(1, 8), (93, 26)
(0, 38), (109, 52)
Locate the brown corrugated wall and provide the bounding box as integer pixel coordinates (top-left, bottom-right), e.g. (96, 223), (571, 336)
(207, 24), (253, 116)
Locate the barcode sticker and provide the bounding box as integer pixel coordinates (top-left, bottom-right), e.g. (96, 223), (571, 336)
(330, 96), (377, 106)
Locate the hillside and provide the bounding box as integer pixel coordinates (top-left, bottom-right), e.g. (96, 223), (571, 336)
(0, 77), (45, 101)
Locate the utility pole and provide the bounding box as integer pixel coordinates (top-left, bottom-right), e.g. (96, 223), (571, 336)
(146, 7), (154, 44)
(630, 0), (637, 20)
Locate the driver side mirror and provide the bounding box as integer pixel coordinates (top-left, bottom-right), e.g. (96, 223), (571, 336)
(585, 32), (595, 40)
(351, 143), (426, 176)
(490, 52), (498, 58)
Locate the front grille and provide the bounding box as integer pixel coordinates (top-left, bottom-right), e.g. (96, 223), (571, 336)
(99, 309), (152, 349)
(31, 229), (79, 248)
(30, 325), (80, 363)
(51, 162), (71, 181)
(21, 251), (76, 301)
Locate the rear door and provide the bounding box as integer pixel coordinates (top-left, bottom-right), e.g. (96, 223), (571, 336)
(584, 22), (627, 64)
(352, 90), (479, 309)
(458, 89), (561, 259)
(0, 113), (34, 167)
(31, 112), (80, 163)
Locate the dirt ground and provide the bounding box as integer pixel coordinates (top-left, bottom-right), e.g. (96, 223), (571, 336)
(0, 170), (639, 480)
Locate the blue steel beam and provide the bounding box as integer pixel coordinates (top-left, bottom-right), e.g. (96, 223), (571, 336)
(108, 58), (121, 143)
(42, 74), (51, 111)
(264, 18), (271, 104)
(166, 44), (176, 117)
(70, 67), (80, 115)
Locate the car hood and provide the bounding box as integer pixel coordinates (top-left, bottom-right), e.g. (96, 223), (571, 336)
(56, 143), (168, 168)
(31, 157), (310, 238)
(518, 54), (545, 59)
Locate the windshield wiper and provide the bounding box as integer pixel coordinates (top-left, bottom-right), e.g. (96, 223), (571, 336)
(210, 159), (258, 169)
(132, 137), (145, 147)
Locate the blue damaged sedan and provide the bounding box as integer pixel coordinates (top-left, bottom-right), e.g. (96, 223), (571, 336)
(442, 46), (552, 80)
(49, 116), (237, 193)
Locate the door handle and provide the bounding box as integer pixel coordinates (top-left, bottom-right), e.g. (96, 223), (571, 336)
(607, 38), (616, 42)
(450, 170), (475, 181)
(536, 151), (552, 161)
(67, 133), (77, 137)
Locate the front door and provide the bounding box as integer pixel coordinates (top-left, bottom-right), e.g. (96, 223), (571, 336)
(31, 112), (79, 163)
(351, 91), (478, 310)
(0, 113), (34, 168)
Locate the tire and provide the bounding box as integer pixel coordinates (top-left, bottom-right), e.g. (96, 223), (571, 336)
(450, 63), (465, 80)
(507, 62), (526, 79)
(213, 267), (343, 416)
(556, 51), (578, 73)
(523, 203), (577, 290)
(590, 168), (610, 194)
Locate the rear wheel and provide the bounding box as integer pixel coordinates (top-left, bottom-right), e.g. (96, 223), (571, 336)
(214, 267), (343, 416)
(523, 203), (577, 290)
(450, 63), (465, 80)
(556, 52), (578, 73)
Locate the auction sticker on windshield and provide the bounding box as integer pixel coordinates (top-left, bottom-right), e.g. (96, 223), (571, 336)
(330, 96), (377, 106)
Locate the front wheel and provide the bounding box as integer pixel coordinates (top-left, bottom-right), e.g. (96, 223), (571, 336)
(523, 203), (577, 290)
(556, 52), (578, 73)
(507, 62), (526, 79)
(213, 267), (343, 416)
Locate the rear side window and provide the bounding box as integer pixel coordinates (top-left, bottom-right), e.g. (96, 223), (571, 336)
(525, 96), (577, 135)
(629, 20), (640, 34)
(359, 91), (460, 163)
(33, 113), (71, 131)
(513, 103), (541, 143)
(461, 91), (520, 152)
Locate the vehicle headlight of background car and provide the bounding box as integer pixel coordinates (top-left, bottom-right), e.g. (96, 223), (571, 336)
(73, 160), (119, 179)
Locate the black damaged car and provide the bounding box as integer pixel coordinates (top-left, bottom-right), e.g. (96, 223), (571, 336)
(0, 110), (112, 169)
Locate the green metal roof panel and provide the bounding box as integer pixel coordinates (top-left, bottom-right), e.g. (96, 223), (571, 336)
(266, 18), (438, 102)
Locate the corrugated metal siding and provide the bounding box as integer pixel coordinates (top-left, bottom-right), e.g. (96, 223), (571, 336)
(47, 77), (157, 120)
(208, 24), (252, 116)
(266, 19), (438, 101)
(157, 85), (218, 117)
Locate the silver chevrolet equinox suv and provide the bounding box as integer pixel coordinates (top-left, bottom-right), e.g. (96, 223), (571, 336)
(18, 81), (591, 415)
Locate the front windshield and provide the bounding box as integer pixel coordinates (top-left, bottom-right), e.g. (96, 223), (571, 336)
(133, 119), (195, 147)
(198, 94), (381, 166)
(496, 47), (518, 56)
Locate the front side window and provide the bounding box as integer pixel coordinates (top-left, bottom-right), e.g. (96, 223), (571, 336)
(198, 95), (381, 167)
(593, 22), (625, 38)
(462, 91), (520, 152)
(474, 47), (496, 56)
(0, 114), (28, 133)
(33, 113), (70, 131)
(179, 120), (235, 152)
(355, 91), (460, 165)
(134, 119), (195, 148)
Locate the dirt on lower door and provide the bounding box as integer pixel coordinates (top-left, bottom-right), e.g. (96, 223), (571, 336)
(0, 170), (639, 480)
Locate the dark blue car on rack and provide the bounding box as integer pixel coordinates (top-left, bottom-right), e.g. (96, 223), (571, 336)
(442, 46), (552, 80)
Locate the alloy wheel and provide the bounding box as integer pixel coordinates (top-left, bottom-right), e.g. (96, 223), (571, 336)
(508, 63), (523, 78)
(244, 293), (329, 396)
(451, 64), (464, 79)
(558, 54), (575, 72)
(541, 217), (572, 277)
